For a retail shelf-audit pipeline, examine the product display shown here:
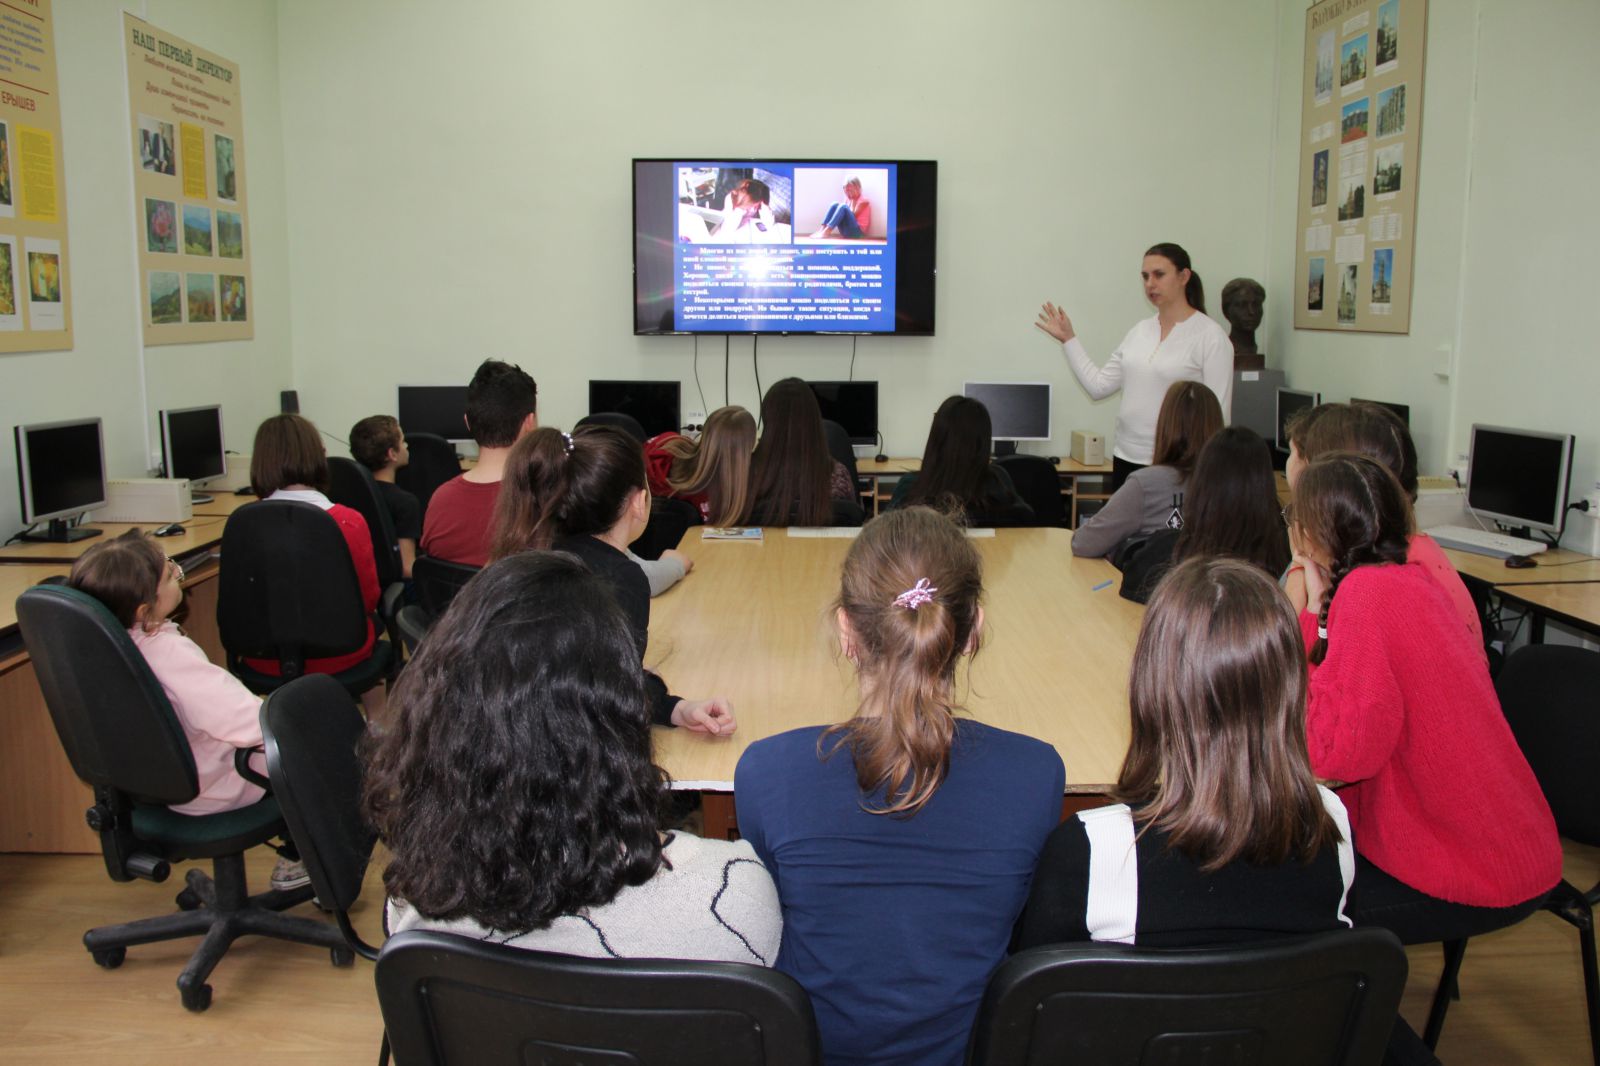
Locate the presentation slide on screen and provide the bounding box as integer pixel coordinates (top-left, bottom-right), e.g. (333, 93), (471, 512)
(670, 162), (897, 332)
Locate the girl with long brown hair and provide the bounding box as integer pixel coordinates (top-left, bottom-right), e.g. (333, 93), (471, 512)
(734, 507), (1063, 1066)
(643, 405), (756, 526)
(743, 377), (860, 527)
(1018, 556), (1352, 948)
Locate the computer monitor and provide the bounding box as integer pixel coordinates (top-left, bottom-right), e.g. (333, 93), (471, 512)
(14, 417), (108, 542)
(806, 381), (879, 445)
(587, 380), (682, 437)
(1466, 424), (1574, 537)
(1350, 397), (1411, 426)
(962, 382), (1052, 447)
(1275, 388), (1321, 452)
(159, 404), (226, 503)
(397, 385), (472, 443)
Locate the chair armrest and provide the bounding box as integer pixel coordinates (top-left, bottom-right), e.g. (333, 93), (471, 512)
(235, 746), (271, 791)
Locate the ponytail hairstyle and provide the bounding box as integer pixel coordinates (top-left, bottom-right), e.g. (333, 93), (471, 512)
(1299, 402), (1420, 504)
(660, 405), (756, 526)
(1150, 380), (1223, 478)
(1288, 452), (1413, 664)
(489, 425), (648, 561)
(67, 529), (166, 630)
(824, 506), (983, 816)
(904, 395), (996, 514)
(745, 377), (835, 527)
(1145, 241), (1205, 314)
(1118, 556), (1340, 871)
(1173, 426), (1291, 576)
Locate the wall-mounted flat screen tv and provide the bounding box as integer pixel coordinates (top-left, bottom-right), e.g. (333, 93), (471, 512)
(633, 159), (937, 336)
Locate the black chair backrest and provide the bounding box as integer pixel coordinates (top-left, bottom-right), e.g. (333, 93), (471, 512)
(821, 419), (859, 482)
(994, 454), (1065, 527)
(577, 411), (648, 444)
(15, 585), (199, 806)
(260, 674), (375, 914)
(630, 496), (701, 560)
(395, 432), (462, 517)
(411, 555), (480, 619)
(968, 928), (1407, 1066)
(328, 456), (402, 588)
(218, 501), (371, 677)
(830, 496), (866, 527)
(376, 929), (822, 1066)
(1496, 643), (1600, 846)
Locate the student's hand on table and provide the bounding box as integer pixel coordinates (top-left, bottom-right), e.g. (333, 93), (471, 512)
(672, 697), (736, 736)
(662, 548), (693, 573)
(1035, 301), (1076, 344)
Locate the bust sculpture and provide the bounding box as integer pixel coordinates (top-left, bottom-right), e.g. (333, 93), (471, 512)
(1221, 278), (1266, 371)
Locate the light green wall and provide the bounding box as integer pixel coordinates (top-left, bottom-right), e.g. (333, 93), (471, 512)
(0, 0), (291, 540)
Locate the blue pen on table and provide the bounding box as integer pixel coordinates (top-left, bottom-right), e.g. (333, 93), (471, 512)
(1091, 579), (1113, 592)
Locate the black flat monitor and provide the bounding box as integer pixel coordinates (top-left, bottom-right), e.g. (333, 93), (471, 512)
(159, 404), (226, 503)
(1351, 397), (1411, 426)
(397, 385), (471, 443)
(14, 417), (108, 542)
(588, 380), (682, 437)
(1276, 388), (1321, 452)
(806, 381), (878, 445)
(1466, 424), (1574, 536)
(962, 382), (1052, 443)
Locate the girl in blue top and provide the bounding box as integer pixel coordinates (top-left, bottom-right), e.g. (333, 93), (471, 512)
(735, 507), (1065, 1066)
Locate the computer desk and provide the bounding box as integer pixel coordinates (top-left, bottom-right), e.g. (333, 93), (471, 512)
(647, 526), (1142, 838)
(1493, 582), (1600, 642)
(0, 515), (230, 565)
(856, 457), (1114, 520)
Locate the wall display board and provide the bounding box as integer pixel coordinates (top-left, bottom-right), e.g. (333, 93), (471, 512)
(1294, 0), (1426, 334)
(0, 0), (72, 353)
(124, 14), (251, 345)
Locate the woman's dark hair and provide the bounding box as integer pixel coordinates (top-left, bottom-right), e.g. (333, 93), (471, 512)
(738, 178), (770, 205)
(745, 377), (834, 527)
(67, 529), (165, 629)
(1118, 556), (1339, 871)
(1150, 381), (1223, 476)
(1174, 427), (1291, 576)
(1289, 452), (1413, 664)
(1145, 241), (1205, 313)
(1295, 402), (1420, 502)
(903, 396), (997, 514)
(464, 359), (539, 448)
(490, 425), (648, 560)
(362, 551), (668, 932)
(250, 414), (328, 496)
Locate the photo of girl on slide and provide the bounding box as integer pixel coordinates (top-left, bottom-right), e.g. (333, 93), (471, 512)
(796, 168), (888, 243)
(676, 166), (793, 244)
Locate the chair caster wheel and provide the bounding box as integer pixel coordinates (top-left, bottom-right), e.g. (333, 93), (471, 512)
(91, 946), (126, 969)
(180, 981), (213, 1012)
(175, 887), (202, 910)
(331, 945), (355, 968)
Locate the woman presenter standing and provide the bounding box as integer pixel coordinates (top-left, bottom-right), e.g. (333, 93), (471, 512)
(1037, 242), (1233, 489)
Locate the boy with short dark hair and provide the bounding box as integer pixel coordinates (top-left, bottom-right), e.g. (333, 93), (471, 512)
(349, 414), (422, 578)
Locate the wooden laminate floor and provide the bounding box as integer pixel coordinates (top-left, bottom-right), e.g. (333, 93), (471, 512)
(2, 843), (1596, 1064)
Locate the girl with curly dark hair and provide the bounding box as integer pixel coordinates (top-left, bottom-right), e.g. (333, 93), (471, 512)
(364, 551), (780, 960)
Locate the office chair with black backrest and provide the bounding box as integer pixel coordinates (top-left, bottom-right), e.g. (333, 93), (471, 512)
(376, 929), (823, 1066)
(577, 411), (648, 444)
(630, 495), (702, 560)
(327, 456), (407, 644)
(967, 928), (1408, 1066)
(14, 584), (349, 1013)
(218, 500), (394, 698)
(1420, 643), (1600, 1062)
(394, 431), (461, 517)
(994, 454), (1065, 527)
(411, 554), (481, 622)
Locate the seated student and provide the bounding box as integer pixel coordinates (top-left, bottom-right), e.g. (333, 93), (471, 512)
(744, 377), (861, 527)
(1071, 380), (1222, 559)
(1119, 426), (1290, 603)
(1291, 454), (1559, 939)
(735, 507), (1064, 1066)
(1017, 556), (1352, 948)
(644, 404), (757, 526)
(489, 425), (733, 734)
(244, 414), (382, 686)
(68, 530), (308, 891)
(887, 396), (1032, 526)
(1284, 402), (1481, 646)
(348, 415), (421, 579)
(366, 552), (780, 962)
(809, 175), (873, 239)
(419, 359), (538, 567)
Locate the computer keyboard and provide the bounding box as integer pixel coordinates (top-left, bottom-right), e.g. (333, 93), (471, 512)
(1425, 524), (1548, 559)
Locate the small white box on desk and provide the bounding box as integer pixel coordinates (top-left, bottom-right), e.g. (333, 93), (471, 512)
(93, 478), (193, 523)
(1414, 483), (1467, 531)
(1070, 431), (1104, 466)
(214, 452), (251, 491)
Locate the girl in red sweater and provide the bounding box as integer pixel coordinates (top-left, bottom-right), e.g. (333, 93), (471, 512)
(1290, 452), (1558, 943)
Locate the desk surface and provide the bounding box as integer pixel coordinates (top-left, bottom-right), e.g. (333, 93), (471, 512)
(190, 490), (259, 517)
(647, 526), (1140, 792)
(858, 457), (1113, 477)
(1440, 545), (1600, 586)
(1494, 582), (1600, 635)
(0, 515), (230, 564)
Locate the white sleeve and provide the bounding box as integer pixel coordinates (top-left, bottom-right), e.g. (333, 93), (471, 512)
(629, 550), (686, 597)
(1062, 336), (1125, 401)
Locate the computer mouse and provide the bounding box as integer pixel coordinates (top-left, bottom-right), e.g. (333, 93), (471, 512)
(875, 453), (889, 463)
(1504, 554), (1538, 569)
(233, 486), (256, 496)
(152, 523), (184, 537)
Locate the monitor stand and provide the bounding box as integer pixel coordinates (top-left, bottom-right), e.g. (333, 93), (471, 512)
(992, 441), (1019, 458)
(20, 518), (104, 543)
(190, 493), (214, 504)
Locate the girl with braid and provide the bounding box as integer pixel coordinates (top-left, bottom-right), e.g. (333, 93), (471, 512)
(1289, 453), (1558, 947)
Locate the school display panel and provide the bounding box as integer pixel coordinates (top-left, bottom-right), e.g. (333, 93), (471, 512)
(633, 160), (936, 336)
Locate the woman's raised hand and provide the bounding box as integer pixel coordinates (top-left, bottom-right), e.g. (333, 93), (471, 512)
(1035, 301), (1076, 343)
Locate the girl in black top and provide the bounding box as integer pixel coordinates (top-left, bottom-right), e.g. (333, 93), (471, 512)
(890, 396), (1031, 526)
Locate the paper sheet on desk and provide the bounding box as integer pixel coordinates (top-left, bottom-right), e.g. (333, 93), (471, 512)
(786, 528), (862, 538)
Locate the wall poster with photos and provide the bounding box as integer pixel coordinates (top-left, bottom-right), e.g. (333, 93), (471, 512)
(1294, 0), (1426, 334)
(0, 0), (72, 353)
(124, 14), (252, 345)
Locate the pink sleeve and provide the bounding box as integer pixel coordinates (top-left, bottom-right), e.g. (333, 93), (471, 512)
(1304, 584), (1406, 784)
(147, 629), (263, 748)
(332, 504), (382, 612)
